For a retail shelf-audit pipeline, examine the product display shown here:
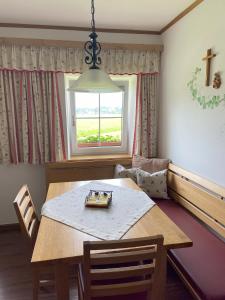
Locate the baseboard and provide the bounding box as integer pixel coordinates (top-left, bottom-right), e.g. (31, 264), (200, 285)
(0, 223), (20, 232)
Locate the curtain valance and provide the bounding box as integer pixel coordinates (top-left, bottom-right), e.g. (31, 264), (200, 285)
(0, 44), (160, 74)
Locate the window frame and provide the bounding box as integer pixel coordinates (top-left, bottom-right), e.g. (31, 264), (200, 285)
(68, 77), (129, 156)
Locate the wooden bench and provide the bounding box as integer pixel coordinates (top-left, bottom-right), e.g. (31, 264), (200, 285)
(45, 155), (132, 187)
(156, 163), (225, 300)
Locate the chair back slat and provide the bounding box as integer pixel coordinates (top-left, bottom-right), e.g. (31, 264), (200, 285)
(86, 236), (161, 250)
(90, 263), (155, 280)
(91, 279), (153, 297)
(28, 217), (39, 241)
(24, 206), (35, 228)
(91, 248), (156, 266)
(19, 195), (30, 213)
(13, 185), (39, 247)
(82, 235), (164, 300)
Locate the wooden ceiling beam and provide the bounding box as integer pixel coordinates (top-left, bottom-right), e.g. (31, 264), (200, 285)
(160, 0), (204, 34)
(0, 23), (160, 35)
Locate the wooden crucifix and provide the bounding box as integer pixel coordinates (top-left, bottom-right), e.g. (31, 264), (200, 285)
(202, 48), (216, 86)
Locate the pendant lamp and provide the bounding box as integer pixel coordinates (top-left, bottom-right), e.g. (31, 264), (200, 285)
(69, 0), (121, 93)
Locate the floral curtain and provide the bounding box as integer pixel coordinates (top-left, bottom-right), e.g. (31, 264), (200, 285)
(133, 73), (159, 158)
(0, 70), (66, 164)
(0, 43), (160, 164)
(0, 44), (160, 74)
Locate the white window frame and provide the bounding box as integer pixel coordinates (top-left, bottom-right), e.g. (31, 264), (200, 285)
(67, 75), (129, 155)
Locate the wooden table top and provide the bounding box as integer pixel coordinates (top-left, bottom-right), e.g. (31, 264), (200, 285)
(31, 178), (192, 264)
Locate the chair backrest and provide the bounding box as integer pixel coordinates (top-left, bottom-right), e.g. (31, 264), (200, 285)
(13, 185), (39, 248)
(83, 235), (164, 300)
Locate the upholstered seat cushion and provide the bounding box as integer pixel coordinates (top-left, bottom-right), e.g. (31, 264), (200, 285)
(155, 198), (225, 300)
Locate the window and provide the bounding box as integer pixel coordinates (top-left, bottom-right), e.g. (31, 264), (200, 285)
(67, 77), (129, 155)
(65, 75), (137, 156)
(75, 92), (124, 147)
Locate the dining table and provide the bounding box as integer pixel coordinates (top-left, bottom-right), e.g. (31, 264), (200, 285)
(31, 178), (192, 300)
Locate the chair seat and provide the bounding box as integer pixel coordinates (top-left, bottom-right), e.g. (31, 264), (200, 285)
(155, 198), (225, 300)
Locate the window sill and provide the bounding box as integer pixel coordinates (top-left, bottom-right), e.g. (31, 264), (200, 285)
(70, 153), (131, 161)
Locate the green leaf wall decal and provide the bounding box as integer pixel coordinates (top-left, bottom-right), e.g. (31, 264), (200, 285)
(187, 67), (225, 109)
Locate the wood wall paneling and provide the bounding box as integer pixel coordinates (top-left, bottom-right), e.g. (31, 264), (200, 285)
(45, 155), (132, 185)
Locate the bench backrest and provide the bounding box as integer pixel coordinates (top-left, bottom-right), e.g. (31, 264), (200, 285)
(167, 163), (225, 239)
(45, 155), (132, 186)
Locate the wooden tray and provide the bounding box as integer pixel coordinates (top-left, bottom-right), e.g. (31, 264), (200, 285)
(85, 190), (112, 208)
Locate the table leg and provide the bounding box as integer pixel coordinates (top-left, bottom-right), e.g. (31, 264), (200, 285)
(55, 261), (70, 300)
(32, 265), (40, 300)
(151, 246), (167, 300)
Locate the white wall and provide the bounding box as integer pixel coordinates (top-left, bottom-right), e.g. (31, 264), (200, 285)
(159, 0), (225, 187)
(0, 28), (161, 225)
(0, 164), (46, 224)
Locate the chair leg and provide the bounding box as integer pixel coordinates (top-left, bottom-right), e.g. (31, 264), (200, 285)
(55, 261), (70, 300)
(32, 267), (40, 300)
(77, 270), (84, 300)
(151, 246), (167, 300)
(77, 275), (82, 300)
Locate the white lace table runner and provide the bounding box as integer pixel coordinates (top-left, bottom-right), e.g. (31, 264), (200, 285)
(41, 182), (155, 240)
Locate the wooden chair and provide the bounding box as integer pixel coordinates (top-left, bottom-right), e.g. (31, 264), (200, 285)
(77, 235), (164, 300)
(13, 185), (53, 300)
(13, 185), (40, 249)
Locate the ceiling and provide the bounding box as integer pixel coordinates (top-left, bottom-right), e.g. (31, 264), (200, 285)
(0, 0), (196, 32)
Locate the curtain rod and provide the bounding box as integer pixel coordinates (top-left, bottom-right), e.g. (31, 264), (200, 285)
(0, 37), (163, 52)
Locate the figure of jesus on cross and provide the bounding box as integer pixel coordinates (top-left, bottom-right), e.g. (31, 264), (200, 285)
(202, 48), (216, 86)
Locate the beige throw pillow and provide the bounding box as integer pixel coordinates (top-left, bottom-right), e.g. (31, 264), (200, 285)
(132, 155), (170, 173)
(136, 169), (168, 199)
(114, 164), (138, 183)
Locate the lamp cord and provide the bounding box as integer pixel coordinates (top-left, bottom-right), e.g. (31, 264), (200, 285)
(91, 0), (96, 32)
(84, 0), (101, 69)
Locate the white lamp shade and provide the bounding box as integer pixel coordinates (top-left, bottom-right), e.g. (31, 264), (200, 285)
(68, 69), (122, 93)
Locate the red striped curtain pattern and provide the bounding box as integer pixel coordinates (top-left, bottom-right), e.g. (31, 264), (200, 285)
(0, 70), (66, 164)
(133, 73), (159, 158)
